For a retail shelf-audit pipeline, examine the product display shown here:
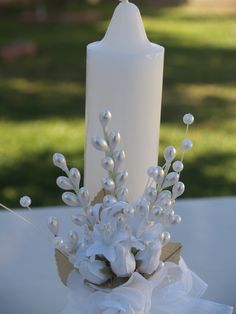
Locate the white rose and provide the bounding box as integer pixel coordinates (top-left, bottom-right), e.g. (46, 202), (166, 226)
(111, 244), (136, 277)
(136, 242), (162, 275)
(79, 259), (111, 285)
(101, 272), (152, 314)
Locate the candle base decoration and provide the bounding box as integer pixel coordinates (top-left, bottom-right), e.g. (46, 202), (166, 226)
(51, 111), (234, 314)
(1, 110), (233, 314)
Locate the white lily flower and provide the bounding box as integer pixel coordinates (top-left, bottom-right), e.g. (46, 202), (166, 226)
(87, 203), (102, 225)
(100, 201), (128, 223)
(125, 202), (162, 250)
(72, 204), (102, 228)
(86, 218), (129, 262)
(110, 244), (136, 277)
(136, 241), (162, 275)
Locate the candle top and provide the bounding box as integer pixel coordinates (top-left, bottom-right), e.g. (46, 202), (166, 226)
(90, 0), (163, 54)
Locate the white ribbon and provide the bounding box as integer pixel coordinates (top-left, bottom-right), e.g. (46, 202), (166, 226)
(61, 258), (233, 314)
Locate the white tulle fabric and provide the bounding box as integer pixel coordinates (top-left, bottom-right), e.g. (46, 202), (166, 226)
(61, 258), (233, 314)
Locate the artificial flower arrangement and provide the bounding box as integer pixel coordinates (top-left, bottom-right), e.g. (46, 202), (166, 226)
(1, 110), (233, 314)
(50, 109), (193, 283)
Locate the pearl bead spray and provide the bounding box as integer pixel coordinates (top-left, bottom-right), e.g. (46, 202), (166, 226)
(0, 110), (194, 259)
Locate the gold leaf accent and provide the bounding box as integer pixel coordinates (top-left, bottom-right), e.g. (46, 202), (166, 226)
(160, 242), (182, 264)
(98, 276), (129, 289)
(91, 189), (106, 205)
(55, 249), (74, 286)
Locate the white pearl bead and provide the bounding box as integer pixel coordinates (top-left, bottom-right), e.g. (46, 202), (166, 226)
(172, 160), (184, 172)
(102, 178), (115, 191)
(147, 166), (164, 184)
(162, 172), (179, 188)
(152, 206), (164, 216)
(53, 153), (68, 172)
(69, 168), (81, 189)
(157, 190), (172, 201)
(62, 192), (80, 207)
(99, 109), (112, 127)
(161, 231), (171, 245)
(183, 113), (194, 125)
(103, 195), (117, 206)
(101, 156), (115, 171)
(171, 215), (182, 225)
(48, 217), (59, 236)
(20, 195), (31, 208)
(164, 146), (176, 162)
(56, 176), (73, 190)
(182, 138), (193, 151)
(161, 198), (173, 209)
(71, 214), (83, 226)
(108, 131), (121, 150)
(172, 181), (185, 199)
(149, 206), (163, 220)
(114, 150), (125, 167)
(92, 136), (109, 152)
(78, 187), (90, 208)
(115, 170), (128, 186)
(68, 230), (78, 245)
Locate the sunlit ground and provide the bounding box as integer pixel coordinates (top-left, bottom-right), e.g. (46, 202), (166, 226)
(0, 2), (236, 206)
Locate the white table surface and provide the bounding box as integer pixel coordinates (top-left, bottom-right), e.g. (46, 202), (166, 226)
(0, 197), (235, 314)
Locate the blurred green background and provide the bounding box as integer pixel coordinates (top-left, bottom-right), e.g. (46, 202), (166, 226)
(0, 0), (236, 207)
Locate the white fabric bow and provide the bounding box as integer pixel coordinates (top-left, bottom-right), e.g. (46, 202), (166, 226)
(61, 258), (233, 314)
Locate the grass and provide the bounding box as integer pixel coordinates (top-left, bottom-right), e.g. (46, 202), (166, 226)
(0, 2), (236, 206)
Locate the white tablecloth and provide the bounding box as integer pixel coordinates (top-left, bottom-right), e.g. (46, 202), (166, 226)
(0, 197), (235, 314)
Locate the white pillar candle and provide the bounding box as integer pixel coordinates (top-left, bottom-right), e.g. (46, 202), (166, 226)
(84, 0), (164, 201)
